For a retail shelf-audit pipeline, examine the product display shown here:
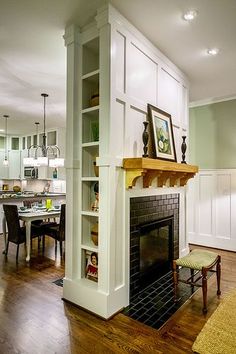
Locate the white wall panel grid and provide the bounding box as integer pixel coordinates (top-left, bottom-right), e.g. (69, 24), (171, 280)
(187, 170), (236, 251)
(173, 126), (182, 163)
(181, 85), (189, 130)
(110, 19), (188, 164)
(158, 68), (181, 126)
(112, 30), (126, 95)
(124, 105), (147, 157)
(126, 42), (158, 106)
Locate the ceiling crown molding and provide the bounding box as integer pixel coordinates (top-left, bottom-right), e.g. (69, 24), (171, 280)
(190, 94), (236, 108)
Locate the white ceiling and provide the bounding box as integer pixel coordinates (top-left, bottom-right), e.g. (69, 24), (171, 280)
(0, 0), (236, 134)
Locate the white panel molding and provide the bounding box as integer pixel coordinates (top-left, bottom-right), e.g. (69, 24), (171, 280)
(111, 19), (188, 165)
(108, 4), (188, 84)
(187, 169), (236, 251)
(127, 42), (158, 106)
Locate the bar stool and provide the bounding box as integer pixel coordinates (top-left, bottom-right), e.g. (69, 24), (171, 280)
(172, 249), (221, 313)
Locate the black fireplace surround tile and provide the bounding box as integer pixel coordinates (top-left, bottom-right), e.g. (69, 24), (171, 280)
(129, 194), (179, 301)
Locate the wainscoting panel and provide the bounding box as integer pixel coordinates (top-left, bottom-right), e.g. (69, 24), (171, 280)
(215, 174), (231, 239)
(187, 170), (236, 251)
(199, 174), (213, 237)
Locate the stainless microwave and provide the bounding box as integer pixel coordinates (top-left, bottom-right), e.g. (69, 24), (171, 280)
(24, 167), (38, 179)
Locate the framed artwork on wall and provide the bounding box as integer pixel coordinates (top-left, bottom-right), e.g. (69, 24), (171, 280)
(147, 104), (177, 162)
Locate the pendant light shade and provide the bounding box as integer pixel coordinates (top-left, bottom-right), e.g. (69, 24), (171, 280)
(23, 93), (64, 168)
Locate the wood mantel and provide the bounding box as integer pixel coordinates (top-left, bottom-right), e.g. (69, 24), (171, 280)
(123, 158), (198, 188)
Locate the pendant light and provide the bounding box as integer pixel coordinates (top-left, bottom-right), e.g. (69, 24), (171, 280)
(3, 115), (9, 167)
(36, 93), (48, 166)
(23, 122), (40, 166)
(23, 93), (64, 167)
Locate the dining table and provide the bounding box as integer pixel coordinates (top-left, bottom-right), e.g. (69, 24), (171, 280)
(2, 208), (61, 261)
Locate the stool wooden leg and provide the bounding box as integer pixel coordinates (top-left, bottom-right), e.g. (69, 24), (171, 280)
(173, 260), (178, 301)
(202, 268), (208, 313)
(216, 256), (221, 296)
(190, 268), (194, 294)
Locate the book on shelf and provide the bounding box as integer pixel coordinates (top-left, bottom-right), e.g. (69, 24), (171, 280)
(85, 250), (98, 282)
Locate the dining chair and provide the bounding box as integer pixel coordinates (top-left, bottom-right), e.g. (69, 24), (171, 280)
(23, 199), (57, 237)
(42, 204), (66, 257)
(3, 204), (43, 261)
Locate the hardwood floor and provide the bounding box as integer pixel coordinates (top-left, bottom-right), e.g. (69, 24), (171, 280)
(0, 238), (236, 354)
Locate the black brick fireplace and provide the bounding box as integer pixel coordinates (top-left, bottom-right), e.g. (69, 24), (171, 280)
(130, 194), (179, 300)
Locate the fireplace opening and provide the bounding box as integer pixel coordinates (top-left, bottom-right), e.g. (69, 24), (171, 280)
(139, 216), (174, 289)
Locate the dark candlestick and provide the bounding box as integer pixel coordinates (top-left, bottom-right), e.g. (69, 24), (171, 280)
(181, 136), (187, 164)
(142, 121), (149, 157)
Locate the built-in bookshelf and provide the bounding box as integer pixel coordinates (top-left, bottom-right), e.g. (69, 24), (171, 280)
(80, 36), (100, 286)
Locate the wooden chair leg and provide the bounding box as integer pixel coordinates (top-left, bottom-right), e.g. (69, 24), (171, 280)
(55, 240), (57, 256)
(60, 241), (63, 258)
(5, 241), (9, 256)
(38, 236), (41, 250)
(216, 256), (221, 296)
(202, 268), (208, 313)
(172, 260), (178, 301)
(16, 244), (19, 262)
(190, 268), (194, 294)
(42, 236), (45, 253)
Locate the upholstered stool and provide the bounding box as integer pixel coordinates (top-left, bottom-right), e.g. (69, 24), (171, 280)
(172, 249), (221, 313)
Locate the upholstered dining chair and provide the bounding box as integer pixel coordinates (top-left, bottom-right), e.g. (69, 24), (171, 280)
(42, 204), (66, 257)
(3, 204), (43, 261)
(23, 199), (57, 236)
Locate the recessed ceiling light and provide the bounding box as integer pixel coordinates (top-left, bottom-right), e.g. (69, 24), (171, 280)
(0, 129), (4, 132)
(183, 10), (198, 21)
(207, 48), (219, 56)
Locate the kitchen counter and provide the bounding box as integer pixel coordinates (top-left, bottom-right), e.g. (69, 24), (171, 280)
(0, 193), (66, 234)
(0, 193), (66, 201)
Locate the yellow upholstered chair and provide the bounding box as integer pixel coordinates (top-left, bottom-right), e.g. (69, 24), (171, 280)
(172, 249), (221, 313)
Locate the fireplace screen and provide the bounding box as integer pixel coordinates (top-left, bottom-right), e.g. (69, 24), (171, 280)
(139, 216), (174, 288)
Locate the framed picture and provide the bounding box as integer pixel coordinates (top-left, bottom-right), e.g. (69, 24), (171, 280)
(147, 104), (176, 162)
(85, 250), (98, 282)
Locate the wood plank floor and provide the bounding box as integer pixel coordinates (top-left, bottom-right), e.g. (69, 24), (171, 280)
(0, 237), (236, 354)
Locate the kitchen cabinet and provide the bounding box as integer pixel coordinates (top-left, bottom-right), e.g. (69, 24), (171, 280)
(9, 151), (21, 179)
(11, 137), (20, 150)
(0, 151), (9, 178)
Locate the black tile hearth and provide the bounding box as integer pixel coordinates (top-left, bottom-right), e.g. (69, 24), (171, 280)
(53, 278), (63, 287)
(123, 268), (200, 330)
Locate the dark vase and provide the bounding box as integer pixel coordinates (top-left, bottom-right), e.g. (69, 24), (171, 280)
(142, 121), (149, 157)
(181, 136), (187, 164)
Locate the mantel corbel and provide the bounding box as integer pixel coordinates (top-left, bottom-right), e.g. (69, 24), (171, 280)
(126, 169), (147, 189)
(123, 158), (198, 189)
(179, 173), (195, 186)
(143, 171), (162, 188)
(157, 171), (170, 187)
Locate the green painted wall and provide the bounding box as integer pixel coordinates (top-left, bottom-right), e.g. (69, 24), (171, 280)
(189, 99), (236, 169)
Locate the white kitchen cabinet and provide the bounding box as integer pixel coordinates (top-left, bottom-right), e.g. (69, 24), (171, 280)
(0, 151), (9, 178)
(9, 151), (21, 179)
